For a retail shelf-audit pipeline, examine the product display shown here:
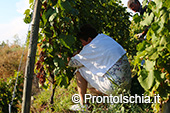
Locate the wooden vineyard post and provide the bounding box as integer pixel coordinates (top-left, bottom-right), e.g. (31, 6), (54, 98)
(21, 0), (41, 113)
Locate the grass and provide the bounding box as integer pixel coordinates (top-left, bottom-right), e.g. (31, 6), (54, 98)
(31, 77), (78, 112)
(30, 76), (153, 113)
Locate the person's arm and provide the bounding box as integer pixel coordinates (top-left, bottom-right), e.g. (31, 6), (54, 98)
(136, 25), (150, 40)
(140, 5), (147, 15)
(68, 57), (84, 68)
(142, 25), (150, 36)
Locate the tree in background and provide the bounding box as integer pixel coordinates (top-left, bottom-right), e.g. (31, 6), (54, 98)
(0, 41), (26, 112)
(0, 41), (27, 79)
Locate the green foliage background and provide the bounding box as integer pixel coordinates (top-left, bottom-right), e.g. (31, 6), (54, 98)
(0, 72), (24, 113)
(129, 0), (170, 111)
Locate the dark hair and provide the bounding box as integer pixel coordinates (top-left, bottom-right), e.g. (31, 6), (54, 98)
(77, 24), (98, 41)
(127, 0), (139, 8)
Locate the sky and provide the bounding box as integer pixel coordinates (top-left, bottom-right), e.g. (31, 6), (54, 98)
(0, 0), (29, 45)
(0, 0), (142, 45)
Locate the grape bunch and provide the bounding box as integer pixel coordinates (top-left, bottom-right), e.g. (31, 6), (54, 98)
(35, 51), (46, 86)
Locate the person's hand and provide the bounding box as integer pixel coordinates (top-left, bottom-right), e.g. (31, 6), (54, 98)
(136, 33), (144, 41)
(73, 50), (81, 56)
(67, 57), (71, 62)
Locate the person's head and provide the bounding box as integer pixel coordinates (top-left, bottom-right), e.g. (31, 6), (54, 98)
(77, 24), (98, 46)
(127, 0), (141, 12)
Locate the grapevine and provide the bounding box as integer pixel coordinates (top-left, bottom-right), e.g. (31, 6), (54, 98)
(130, 0), (170, 111)
(24, 0), (130, 88)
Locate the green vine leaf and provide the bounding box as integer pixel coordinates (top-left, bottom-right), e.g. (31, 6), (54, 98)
(58, 0), (72, 13)
(138, 69), (155, 91)
(59, 34), (75, 49)
(167, 44), (170, 52)
(140, 12), (154, 26)
(49, 12), (57, 22)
